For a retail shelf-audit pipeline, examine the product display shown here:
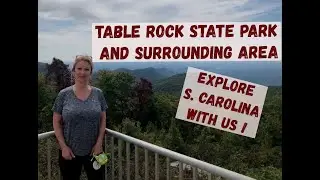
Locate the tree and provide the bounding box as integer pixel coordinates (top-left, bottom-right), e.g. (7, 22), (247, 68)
(95, 71), (158, 130)
(135, 78), (153, 104)
(133, 78), (156, 129)
(95, 70), (138, 127)
(46, 57), (71, 92)
(164, 118), (185, 153)
(38, 73), (56, 132)
(152, 93), (177, 130)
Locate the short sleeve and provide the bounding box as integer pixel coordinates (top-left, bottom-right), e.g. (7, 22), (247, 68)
(52, 91), (65, 114)
(99, 90), (108, 111)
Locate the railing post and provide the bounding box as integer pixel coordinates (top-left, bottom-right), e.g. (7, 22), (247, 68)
(104, 135), (108, 179)
(38, 161), (40, 179)
(155, 153), (159, 180)
(126, 142), (130, 180)
(118, 139), (123, 180)
(166, 157), (170, 180)
(144, 149), (149, 180)
(179, 161), (183, 180)
(135, 145), (139, 180)
(192, 167), (198, 180)
(59, 169), (62, 180)
(111, 136), (114, 180)
(46, 138), (52, 180)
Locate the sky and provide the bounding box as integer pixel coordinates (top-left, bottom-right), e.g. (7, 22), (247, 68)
(38, 0), (282, 63)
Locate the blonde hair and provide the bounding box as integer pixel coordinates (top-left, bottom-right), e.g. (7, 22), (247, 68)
(72, 55), (93, 74)
(71, 55), (94, 84)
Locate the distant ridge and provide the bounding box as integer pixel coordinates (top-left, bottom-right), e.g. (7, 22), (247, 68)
(153, 72), (282, 96)
(38, 62), (281, 86)
(113, 67), (175, 82)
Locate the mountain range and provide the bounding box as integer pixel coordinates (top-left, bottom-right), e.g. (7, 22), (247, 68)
(38, 61), (282, 87)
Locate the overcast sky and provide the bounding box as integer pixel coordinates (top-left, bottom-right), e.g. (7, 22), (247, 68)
(38, 0), (282, 63)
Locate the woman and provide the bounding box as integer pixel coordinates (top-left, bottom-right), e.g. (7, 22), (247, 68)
(52, 55), (108, 180)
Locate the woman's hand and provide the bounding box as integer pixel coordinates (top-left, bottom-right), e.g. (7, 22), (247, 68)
(92, 143), (103, 155)
(61, 146), (75, 160)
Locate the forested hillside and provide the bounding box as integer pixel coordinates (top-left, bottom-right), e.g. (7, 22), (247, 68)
(113, 67), (175, 82)
(38, 58), (282, 180)
(38, 62), (175, 83)
(154, 73), (186, 96)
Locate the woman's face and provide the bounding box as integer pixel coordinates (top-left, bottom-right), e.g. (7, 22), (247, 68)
(73, 60), (91, 83)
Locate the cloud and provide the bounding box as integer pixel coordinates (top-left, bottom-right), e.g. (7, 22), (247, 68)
(38, 0), (282, 62)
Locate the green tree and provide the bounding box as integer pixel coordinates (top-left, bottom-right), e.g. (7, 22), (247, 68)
(246, 166), (282, 180)
(164, 118), (185, 153)
(38, 73), (56, 132)
(95, 70), (138, 127)
(46, 57), (71, 92)
(152, 93), (177, 130)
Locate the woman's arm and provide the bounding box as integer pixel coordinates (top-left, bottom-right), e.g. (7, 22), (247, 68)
(53, 112), (67, 149)
(95, 89), (108, 147)
(52, 90), (75, 159)
(52, 91), (67, 149)
(95, 111), (107, 146)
